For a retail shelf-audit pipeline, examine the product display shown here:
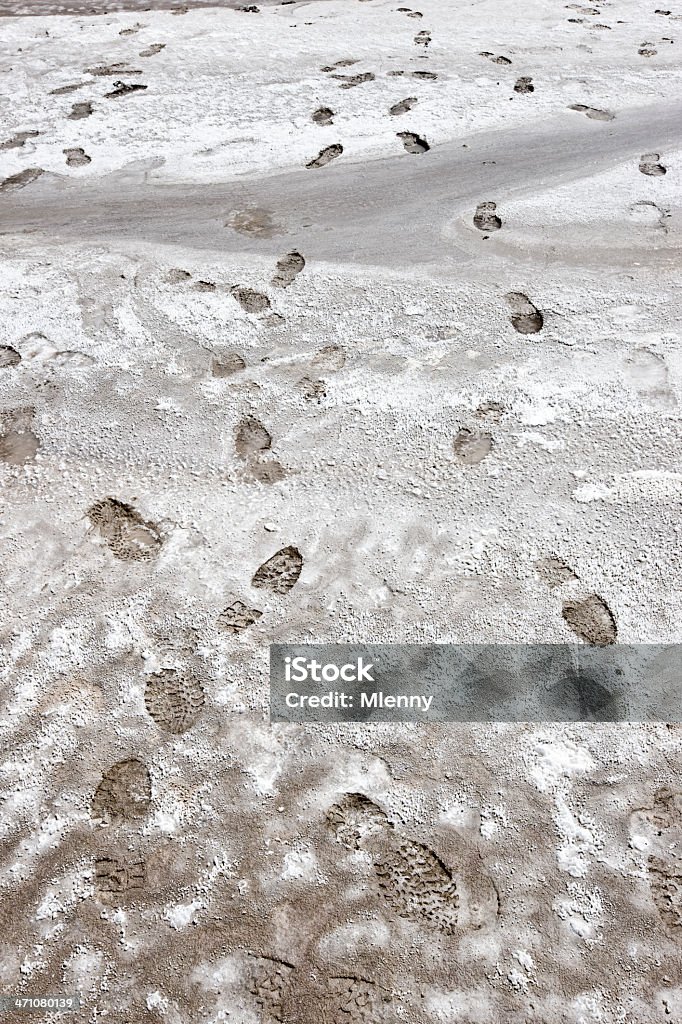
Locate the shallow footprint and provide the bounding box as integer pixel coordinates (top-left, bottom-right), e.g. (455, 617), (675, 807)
(87, 497), (163, 561)
(252, 546), (303, 594)
(0, 346), (21, 369)
(64, 147), (91, 167)
(91, 759), (151, 824)
(453, 428), (492, 465)
(504, 292), (543, 334)
(211, 352), (246, 377)
(397, 131), (430, 154)
(218, 599), (263, 634)
(473, 201), (501, 231)
(536, 555), (578, 589)
(568, 103), (615, 121)
(0, 168), (43, 192)
(414, 30), (431, 46)
(68, 101), (93, 120)
(514, 76), (534, 93)
(0, 407), (40, 464)
(562, 594), (617, 646)
(231, 286), (271, 314)
(0, 130), (39, 151)
(312, 105), (334, 125)
(144, 669), (205, 734)
(235, 416), (272, 458)
(271, 250), (305, 288)
(306, 144), (343, 168)
(639, 151), (667, 176)
(389, 96), (418, 116)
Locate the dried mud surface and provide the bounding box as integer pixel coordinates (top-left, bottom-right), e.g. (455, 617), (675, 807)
(0, 0), (681, 1021)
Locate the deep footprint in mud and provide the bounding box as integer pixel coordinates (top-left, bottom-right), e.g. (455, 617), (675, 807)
(87, 497), (163, 561)
(91, 759), (151, 825)
(312, 105), (334, 125)
(397, 131), (429, 154)
(473, 201), (502, 231)
(231, 286), (271, 314)
(504, 292), (544, 334)
(639, 151), (667, 176)
(235, 416), (272, 458)
(218, 600), (263, 635)
(306, 144), (343, 168)
(64, 147), (91, 167)
(389, 96), (418, 115)
(144, 669), (205, 734)
(562, 594), (617, 646)
(271, 250), (305, 288)
(252, 546), (303, 594)
(0, 168), (44, 192)
(568, 103), (615, 121)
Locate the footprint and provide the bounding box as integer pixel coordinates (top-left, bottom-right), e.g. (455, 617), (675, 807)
(87, 497), (163, 561)
(397, 131), (429, 154)
(211, 352), (246, 377)
(298, 376), (327, 402)
(414, 30), (431, 46)
(561, 594), (617, 646)
(321, 58), (360, 72)
(86, 62), (142, 76)
(312, 105), (334, 125)
(144, 669), (205, 734)
(504, 292), (543, 334)
(139, 43), (166, 57)
(0, 168), (44, 192)
(64, 147), (91, 167)
(194, 279), (216, 292)
(50, 82), (85, 95)
(326, 976), (386, 1023)
(331, 72), (376, 88)
(473, 201), (501, 231)
(475, 399), (504, 421)
(638, 44), (658, 56)
(226, 207), (282, 238)
(235, 416), (272, 458)
(306, 144), (343, 168)
(535, 555), (578, 589)
(411, 70), (438, 80)
(622, 348), (674, 406)
(218, 600), (263, 634)
(119, 22), (145, 34)
(628, 200), (669, 230)
(0, 407), (40, 465)
(231, 286), (271, 314)
(453, 428), (492, 465)
(0, 130), (39, 151)
(94, 856), (145, 903)
(327, 793), (393, 850)
(68, 101), (93, 120)
(249, 956), (294, 1023)
(639, 152), (667, 176)
(514, 76), (534, 93)
(648, 856), (682, 931)
(373, 837), (460, 933)
(248, 459), (287, 484)
(252, 546), (303, 594)
(166, 268), (191, 284)
(568, 104), (615, 121)
(271, 250), (305, 289)
(0, 345), (21, 369)
(312, 345), (346, 371)
(480, 52), (512, 65)
(389, 96), (418, 116)
(91, 759), (151, 825)
(105, 81), (148, 98)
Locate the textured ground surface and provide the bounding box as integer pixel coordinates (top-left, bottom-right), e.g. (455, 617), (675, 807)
(1, 0), (682, 1021)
